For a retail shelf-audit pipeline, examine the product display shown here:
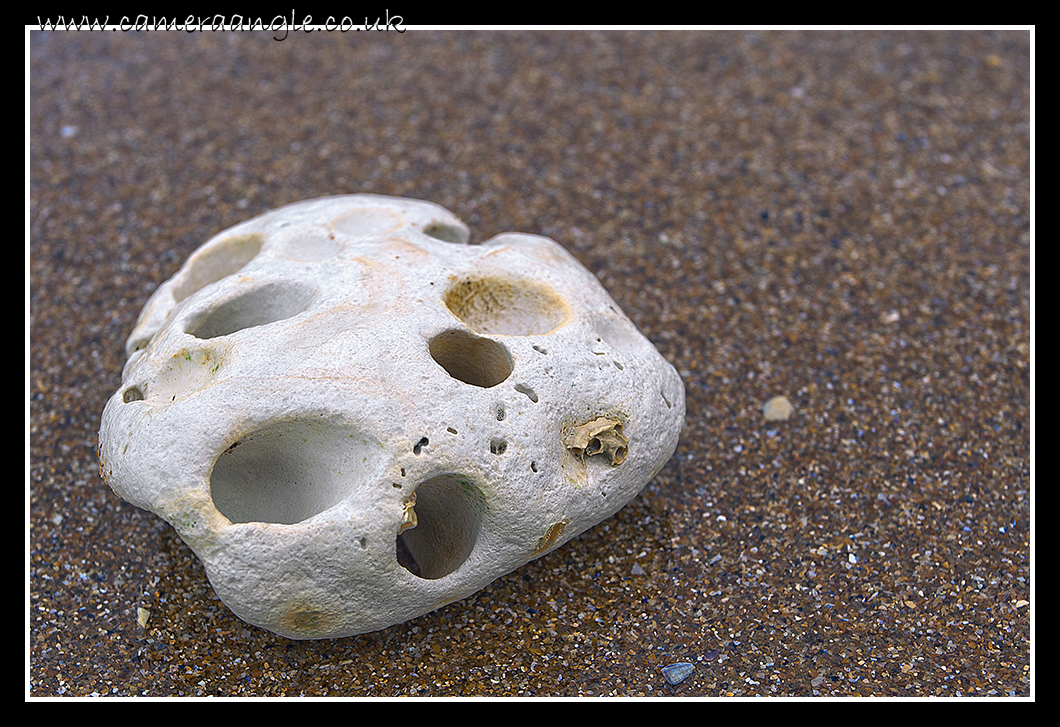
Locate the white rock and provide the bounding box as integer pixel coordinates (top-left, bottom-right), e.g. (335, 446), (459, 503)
(98, 194), (685, 639)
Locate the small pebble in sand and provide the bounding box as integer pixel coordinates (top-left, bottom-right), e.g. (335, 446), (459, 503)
(762, 395), (794, 421)
(661, 662), (694, 685)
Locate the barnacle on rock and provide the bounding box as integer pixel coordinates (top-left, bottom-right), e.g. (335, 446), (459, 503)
(399, 492), (417, 533)
(566, 416), (628, 465)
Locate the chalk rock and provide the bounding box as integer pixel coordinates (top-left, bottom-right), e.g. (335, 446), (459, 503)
(98, 195), (685, 639)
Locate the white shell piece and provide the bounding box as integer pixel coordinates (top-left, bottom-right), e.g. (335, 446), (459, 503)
(98, 194), (685, 639)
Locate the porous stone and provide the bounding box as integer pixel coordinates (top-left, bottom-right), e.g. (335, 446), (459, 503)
(98, 194), (685, 639)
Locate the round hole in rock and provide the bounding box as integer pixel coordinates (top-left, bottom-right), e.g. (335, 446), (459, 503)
(593, 314), (643, 356)
(186, 281), (315, 339)
(428, 329), (512, 388)
(423, 221), (470, 244)
(210, 417), (381, 525)
(329, 207), (403, 239)
(396, 474), (485, 580)
(171, 233), (264, 303)
(277, 227), (342, 262)
(122, 386), (144, 403)
(444, 275), (569, 336)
